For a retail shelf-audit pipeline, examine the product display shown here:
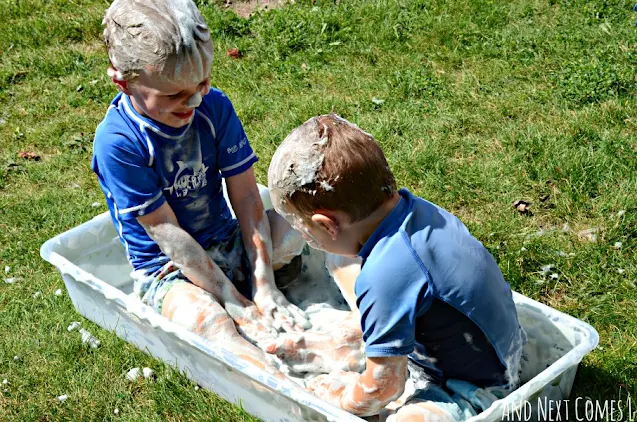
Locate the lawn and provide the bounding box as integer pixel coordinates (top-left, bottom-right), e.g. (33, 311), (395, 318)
(0, 0), (635, 420)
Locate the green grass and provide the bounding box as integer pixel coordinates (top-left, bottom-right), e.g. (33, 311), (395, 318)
(1, 0), (636, 419)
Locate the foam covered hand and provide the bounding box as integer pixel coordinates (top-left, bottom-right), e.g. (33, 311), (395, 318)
(307, 370), (362, 408)
(264, 328), (365, 373)
(220, 286), (279, 345)
(253, 283), (311, 332)
(309, 356), (408, 417)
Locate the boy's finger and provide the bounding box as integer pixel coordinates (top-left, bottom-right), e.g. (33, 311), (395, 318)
(263, 334), (304, 354)
(271, 317), (284, 331)
(263, 339), (282, 354)
(287, 305), (311, 329)
(255, 331), (278, 346)
(307, 374), (330, 391)
(280, 321), (296, 333)
(275, 305), (294, 321)
(287, 303), (309, 319)
(256, 311), (279, 338)
(267, 324), (279, 338)
(260, 310), (276, 327)
(272, 310), (298, 333)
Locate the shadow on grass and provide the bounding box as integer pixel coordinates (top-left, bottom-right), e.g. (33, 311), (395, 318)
(571, 363), (636, 401)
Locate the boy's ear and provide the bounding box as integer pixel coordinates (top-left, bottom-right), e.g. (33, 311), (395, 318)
(311, 212), (340, 240)
(107, 67), (131, 95)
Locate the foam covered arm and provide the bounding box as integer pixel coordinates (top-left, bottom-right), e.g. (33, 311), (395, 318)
(308, 356), (408, 417)
(138, 202), (278, 342)
(138, 201), (230, 295)
(226, 168), (310, 331)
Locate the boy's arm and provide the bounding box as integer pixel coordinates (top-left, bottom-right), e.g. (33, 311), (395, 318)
(226, 167), (310, 331)
(137, 202), (278, 343)
(308, 355), (408, 417)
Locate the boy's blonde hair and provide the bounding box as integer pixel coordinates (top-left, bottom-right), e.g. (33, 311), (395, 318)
(268, 114), (397, 222)
(102, 0), (212, 81)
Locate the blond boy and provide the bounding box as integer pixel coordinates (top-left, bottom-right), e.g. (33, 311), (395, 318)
(93, 0), (309, 375)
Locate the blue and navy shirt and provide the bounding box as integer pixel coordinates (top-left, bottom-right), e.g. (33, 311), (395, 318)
(356, 189), (524, 385)
(91, 89), (257, 273)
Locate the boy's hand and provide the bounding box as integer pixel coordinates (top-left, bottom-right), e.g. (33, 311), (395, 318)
(224, 300), (279, 345)
(219, 283), (279, 345)
(263, 322), (365, 373)
(311, 356), (408, 417)
(253, 284), (311, 332)
(307, 370), (361, 407)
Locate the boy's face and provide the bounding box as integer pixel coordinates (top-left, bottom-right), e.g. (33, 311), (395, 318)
(276, 202), (359, 258)
(119, 45), (212, 128)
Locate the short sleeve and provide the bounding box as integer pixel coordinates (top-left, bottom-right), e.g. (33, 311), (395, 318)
(92, 130), (165, 220)
(355, 236), (434, 357)
(204, 90), (258, 177)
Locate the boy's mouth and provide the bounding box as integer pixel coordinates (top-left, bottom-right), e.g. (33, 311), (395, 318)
(172, 110), (194, 120)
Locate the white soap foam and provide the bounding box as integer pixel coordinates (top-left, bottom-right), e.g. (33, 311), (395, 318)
(79, 328), (101, 349)
(126, 368), (141, 381)
(142, 367), (154, 379)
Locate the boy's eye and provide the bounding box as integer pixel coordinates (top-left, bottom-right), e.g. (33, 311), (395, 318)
(167, 93), (183, 100)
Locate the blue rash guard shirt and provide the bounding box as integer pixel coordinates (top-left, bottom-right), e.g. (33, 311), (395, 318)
(356, 189), (524, 386)
(91, 89), (257, 273)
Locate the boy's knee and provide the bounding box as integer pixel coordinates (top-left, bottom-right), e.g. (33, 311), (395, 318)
(390, 402), (456, 422)
(196, 310), (236, 338)
(162, 284), (237, 337)
(272, 227), (305, 267)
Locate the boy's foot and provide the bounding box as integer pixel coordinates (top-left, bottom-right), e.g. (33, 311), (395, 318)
(273, 254), (302, 290)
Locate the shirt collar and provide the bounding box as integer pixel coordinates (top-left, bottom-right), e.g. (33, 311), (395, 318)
(358, 188), (412, 260)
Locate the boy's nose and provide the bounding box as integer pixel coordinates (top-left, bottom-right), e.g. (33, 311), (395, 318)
(185, 91), (202, 108)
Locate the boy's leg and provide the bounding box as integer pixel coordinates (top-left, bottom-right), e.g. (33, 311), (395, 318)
(162, 282), (284, 377)
(267, 209), (307, 291)
(134, 256), (282, 374)
(385, 363), (492, 422)
(386, 402), (456, 422)
(267, 209), (305, 270)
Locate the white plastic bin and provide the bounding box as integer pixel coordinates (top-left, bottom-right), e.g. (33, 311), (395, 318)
(40, 185), (598, 422)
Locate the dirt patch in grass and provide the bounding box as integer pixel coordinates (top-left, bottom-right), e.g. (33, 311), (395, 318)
(224, 0), (290, 18)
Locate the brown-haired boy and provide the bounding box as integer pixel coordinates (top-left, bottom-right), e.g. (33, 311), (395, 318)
(266, 114), (526, 419)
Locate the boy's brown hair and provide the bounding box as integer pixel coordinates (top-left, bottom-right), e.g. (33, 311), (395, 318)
(268, 114), (396, 222)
